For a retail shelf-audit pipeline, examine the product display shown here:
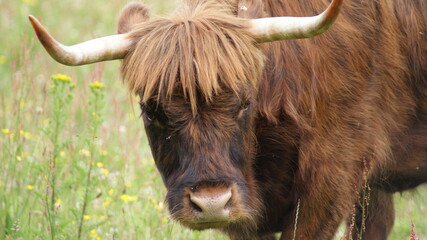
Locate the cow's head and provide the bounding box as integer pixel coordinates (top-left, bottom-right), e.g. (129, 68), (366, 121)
(29, 0), (342, 236)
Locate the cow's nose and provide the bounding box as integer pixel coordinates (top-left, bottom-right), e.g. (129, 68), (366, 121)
(189, 187), (232, 220)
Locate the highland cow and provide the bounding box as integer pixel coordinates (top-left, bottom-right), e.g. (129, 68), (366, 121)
(29, 0), (426, 239)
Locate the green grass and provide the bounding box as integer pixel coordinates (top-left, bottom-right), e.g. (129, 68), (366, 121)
(0, 0), (425, 239)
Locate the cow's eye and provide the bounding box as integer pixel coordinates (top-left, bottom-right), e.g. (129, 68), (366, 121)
(142, 107), (169, 128)
(237, 100), (251, 119)
(140, 101), (166, 126)
(144, 110), (156, 122)
(241, 100), (251, 112)
(140, 102), (154, 122)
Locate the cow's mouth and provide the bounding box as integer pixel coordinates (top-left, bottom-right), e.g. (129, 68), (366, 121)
(183, 220), (231, 230)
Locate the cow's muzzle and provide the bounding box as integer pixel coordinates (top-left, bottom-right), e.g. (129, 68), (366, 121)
(189, 186), (232, 222)
(172, 181), (250, 229)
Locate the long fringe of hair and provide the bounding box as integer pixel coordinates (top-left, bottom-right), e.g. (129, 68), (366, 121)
(121, 0), (265, 114)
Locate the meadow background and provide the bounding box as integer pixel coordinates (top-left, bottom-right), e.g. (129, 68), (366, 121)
(0, 0), (426, 239)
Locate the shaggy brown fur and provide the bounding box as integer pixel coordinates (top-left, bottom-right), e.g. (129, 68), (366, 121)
(254, 0), (426, 238)
(117, 0), (427, 239)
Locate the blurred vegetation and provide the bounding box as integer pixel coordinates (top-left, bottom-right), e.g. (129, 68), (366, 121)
(0, 0), (425, 239)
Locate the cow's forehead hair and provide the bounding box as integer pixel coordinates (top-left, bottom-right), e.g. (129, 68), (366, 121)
(120, 0), (265, 115)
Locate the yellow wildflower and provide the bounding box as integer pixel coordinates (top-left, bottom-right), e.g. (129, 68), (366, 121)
(27, 185), (35, 190)
(89, 81), (104, 89)
(60, 151), (66, 157)
(96, 237), (101, 240)
(108, 189), (114, 195)
(161, 217), (168, 223)
(102, 197), (111, 207)
(97, 162), (104, 168)
(0, 55), (6, 65)
(101, 168), (109, 177)
(83, 215), (91, 220)
(1, 129), (9, 134)
(120, 195), (129, 202)
(89, 229), (97, 238)
(55, 199), (62, 209)
(52, 74), (72, 83)
(120, 194), (137, 203)
(155, 201), (164, 210)
(79, 149), (91, 157)
(19, 130), (32, 138)
(24, 131), (31, 139)
(15, 152), (27, 161)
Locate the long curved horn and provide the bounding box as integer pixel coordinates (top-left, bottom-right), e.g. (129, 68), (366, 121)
(249, 0), (343, 43)
(29, 15), (132, 66)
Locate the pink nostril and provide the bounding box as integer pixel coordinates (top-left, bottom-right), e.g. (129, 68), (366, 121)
(189, 188), (232, 220)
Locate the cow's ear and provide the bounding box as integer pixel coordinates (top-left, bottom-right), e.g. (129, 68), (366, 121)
(237, 0), (266, 19)
(117, 2), (150, 34)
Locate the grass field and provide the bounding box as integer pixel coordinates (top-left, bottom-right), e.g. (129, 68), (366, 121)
(0, 0), (426, 239)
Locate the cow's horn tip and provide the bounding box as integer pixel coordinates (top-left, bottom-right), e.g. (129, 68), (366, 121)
(28, 15), (39, 28)
(28, 15), (35, 22)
